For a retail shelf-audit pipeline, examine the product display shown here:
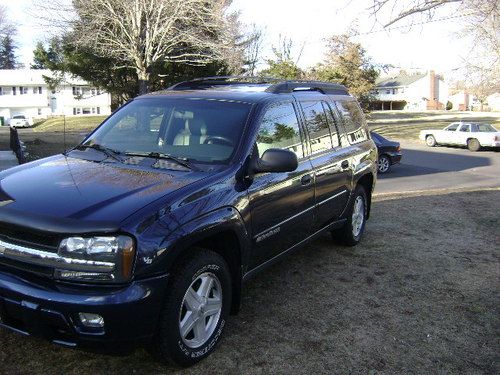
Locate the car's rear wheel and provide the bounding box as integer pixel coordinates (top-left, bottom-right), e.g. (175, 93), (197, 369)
(377, 154), (391, 173)
(467, 138), (481, 152)
(154, 250), (232, 367)
(331, 185), (367, 246)
(426, 135), (437, 147)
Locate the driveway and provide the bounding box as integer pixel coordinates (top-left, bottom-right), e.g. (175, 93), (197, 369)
(375, 141), (500, 195)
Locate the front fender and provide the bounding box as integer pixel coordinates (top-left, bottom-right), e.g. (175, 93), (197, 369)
(134, 206), (251, 279)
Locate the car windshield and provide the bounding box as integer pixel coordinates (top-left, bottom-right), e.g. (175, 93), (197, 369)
(13, 115), (25, 119)
(475, 124), (497, 132)
(83, 97), (252, 163)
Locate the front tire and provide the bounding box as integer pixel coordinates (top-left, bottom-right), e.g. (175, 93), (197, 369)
(467, 138), (481, 152)
(155, 250), (232, 367)
(426, 135), (437, 147)
(332, 185), (367, 246)
(377, 154), (391, 174)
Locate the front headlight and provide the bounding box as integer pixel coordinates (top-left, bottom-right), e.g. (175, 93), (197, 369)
(55, 235), (135, 283)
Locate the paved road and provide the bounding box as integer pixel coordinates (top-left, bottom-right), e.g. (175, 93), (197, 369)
(375, 141), (500, 195)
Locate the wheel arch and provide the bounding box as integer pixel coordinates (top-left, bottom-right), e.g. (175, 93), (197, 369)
(356, 172), (374, 219)
(161, 207), (250, 315)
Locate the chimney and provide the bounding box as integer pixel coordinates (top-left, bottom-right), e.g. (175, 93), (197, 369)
(428, 70), (437, 110)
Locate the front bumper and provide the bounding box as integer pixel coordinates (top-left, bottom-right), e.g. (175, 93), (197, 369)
(0, 267), (168, 349)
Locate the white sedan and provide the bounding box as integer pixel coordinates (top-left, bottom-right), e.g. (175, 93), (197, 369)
(9, 115), (32, 128)
(419, 122), (500, 151)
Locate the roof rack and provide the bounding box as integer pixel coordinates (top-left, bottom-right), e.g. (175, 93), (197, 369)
(167, 76), (349, 95)
(167, 76), (281, 90)
(265, 80), (348, 95)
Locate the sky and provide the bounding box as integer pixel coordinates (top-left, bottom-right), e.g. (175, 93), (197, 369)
(1, 0), (469, 80)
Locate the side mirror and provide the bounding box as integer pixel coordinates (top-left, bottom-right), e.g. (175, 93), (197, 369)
(252, 148), (298, 174)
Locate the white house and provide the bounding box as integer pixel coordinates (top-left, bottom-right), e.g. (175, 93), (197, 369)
(372, 70), (449, 111)
(486, 92), (500, 111)
(0, 69), (112, 125)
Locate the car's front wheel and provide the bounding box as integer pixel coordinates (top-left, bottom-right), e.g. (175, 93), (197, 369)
(377, 154), (391, 174)
(467, 138), (481, 152)
(332, 185), (367, 246)
(154, 250), (232, 367)
(426, 135), (437, 147)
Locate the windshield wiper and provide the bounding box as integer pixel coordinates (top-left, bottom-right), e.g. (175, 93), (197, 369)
(124, 151), (198, 171)
(74, 144), (123, 162)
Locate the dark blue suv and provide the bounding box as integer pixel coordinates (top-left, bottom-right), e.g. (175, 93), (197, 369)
(0, 78), (377, 366)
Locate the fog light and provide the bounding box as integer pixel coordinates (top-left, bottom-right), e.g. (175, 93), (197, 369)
(78, 313), (104, 328)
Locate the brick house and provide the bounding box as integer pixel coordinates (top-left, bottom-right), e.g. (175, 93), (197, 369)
(371, 70), (449, 111)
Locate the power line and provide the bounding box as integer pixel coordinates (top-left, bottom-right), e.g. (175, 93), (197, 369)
(352, 13), (473, 36)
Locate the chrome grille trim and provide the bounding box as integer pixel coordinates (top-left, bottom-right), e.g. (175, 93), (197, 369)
(0, 239), (115, 272)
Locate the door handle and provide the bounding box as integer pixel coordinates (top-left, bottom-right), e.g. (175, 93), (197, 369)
(341, 160), (349, 170)
(301, 174), (313, 186)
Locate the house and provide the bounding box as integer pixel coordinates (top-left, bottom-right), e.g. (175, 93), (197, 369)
(448, 90), (471, 111)
(0, 69), (112, 125)
(371, 70), (449, 111)
(486, 92), (500, 111)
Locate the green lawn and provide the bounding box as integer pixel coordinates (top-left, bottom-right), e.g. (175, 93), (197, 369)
(367, 110), (500, 140)
(33, 116), (107, 132)
(30, 111), (500, 142)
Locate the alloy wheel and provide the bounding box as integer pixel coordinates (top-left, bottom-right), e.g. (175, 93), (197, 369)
(179, 272), (223, 349)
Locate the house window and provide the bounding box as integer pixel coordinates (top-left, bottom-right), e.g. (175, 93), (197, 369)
(19, 87), (28, 95)
(386, 89), (390, 94)
(73, 87), (83, 96)
(92, 107), (96, 114)
(96, 88), (101, 95)
(91, 88), (96, 96)
(12, 87), (16, 95)
(73, 108), (76, 115)
(38, 86), (42, 94)
(33, 87), (37, 94)
(38, 108), (42, 115)
(82, 108), (91, 115)
(393, 88), (397, 94)
(0, 87), (2, 96)
(96, 107), (100, 114)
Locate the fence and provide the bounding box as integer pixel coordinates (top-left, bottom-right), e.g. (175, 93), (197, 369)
(9, 126), (26, 164)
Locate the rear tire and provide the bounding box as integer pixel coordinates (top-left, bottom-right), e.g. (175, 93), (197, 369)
(154, 250), (232, 367)
(331, 185), (367, 246)
(426, 135), (437, 147)
(377, 154), (391, 174)
(467, 138), (481, 152)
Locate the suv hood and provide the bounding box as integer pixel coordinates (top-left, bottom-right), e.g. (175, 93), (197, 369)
(0, 155), (208, 230)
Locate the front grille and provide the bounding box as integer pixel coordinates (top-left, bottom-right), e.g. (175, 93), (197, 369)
(0, 223), (60, 251)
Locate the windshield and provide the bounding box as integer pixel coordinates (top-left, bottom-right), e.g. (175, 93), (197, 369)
(476, 124), (497, 132)
(13, 115), (25, 119)
(84, 98), (252, 163)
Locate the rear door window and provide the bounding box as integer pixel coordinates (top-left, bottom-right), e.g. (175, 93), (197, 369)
(322, 101), (341, 148)
(300, 100), (335, 154)
(257, 102), (304, 159)
(334, 100), (368, 144)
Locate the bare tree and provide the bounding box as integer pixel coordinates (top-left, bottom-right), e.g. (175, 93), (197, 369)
(49, 0), (237, 94)
(368, 0), (462, 27)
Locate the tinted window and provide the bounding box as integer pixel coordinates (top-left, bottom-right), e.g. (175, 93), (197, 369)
(335, 100), (368, 144)
(476, 124), (497, 132)
(301, 101), (334, 154)
(87, 98), (251, 163)
(257, 102), (304, 158)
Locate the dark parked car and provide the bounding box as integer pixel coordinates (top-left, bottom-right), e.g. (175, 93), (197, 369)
(370, 131), (402, 173)
(0, 78), (377, 366)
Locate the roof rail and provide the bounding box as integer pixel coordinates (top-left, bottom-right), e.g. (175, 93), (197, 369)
(167, 76), (281, 90)
(265, 81), (348, 95)
(167, 76), (349, 95)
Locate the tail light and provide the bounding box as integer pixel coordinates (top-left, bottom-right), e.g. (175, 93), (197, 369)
(396, 145), (401, 152)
